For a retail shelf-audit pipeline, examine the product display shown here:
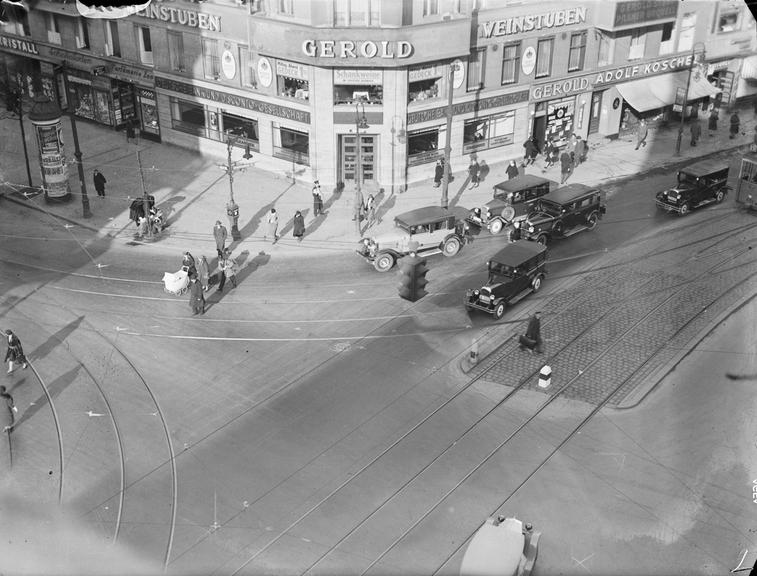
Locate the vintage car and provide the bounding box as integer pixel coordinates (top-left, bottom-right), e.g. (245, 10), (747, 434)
(519, 184), (606, 246)
(655, 158), (730, 215)
(357, 205), (471, 272)
(460, 516), (541, 576)
(468, 175), (555, 236)
(465, 241), (547, 320)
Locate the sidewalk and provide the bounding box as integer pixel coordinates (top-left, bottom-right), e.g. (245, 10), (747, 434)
(1, 103), (754, 259)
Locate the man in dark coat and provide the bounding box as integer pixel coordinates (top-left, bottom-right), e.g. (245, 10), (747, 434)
(312, 181), (324, 216)
(519, 311), (543, 354)
(0, 385), (17, 433)
(433, 159), (444, 187)
(93, 169), (107, 198)
(690, 119), (702, 146)
(4, 330), (27, 374)
(293, 210), (305, 241)
(522, 137), (539, 166)
(506, 160), (519, 180)
(188, 276), (205, 315)
(213, 221), (228, 257)
(730, 111), (741, 139)
(560, 152), (572, 184)
(708, 107), (719, 136)
(467, 158), (480, 189)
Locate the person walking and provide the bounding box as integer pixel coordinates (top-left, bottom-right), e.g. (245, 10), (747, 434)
(4, 330), (27, 374)
(364, 193), (377, 228)
(506, 160), (519, 180)
(93, 169), (107, 198)
(265, 208), (279, 243)
(467, 158), (480, 189)
(708, 107), (719, 136)
(188, 276), (205, 315)
(226, 200), (239, 237)
(574, 136), (587, 165)
(635, 119), (648, 150)
(433, 159), (444, 188)
(197, 255), (210, 291)
(182, 251), (197, 277)
(293, 210), (305, 242)
(213, 220), (228, 258)
(690, 118), (702, 147)
(519, 311), (543, 354)
(560, 151), (573, 184)
(730, 111), (741, 139)
(218, 249), (238, 291)
(565, 134), (577, 166)
(542, 139), (558, 170)
(522, 137), (539, 166)
(312, 181), (323, 217)
(0, 385), (17, 433)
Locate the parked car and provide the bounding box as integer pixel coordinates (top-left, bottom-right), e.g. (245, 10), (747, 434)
(465, 241), (547, 320)
(519, 184), (606, 246)
(356, 205), (471, 272)
(460, 516), (541, 576)
(468, 175), (555, 236)
(655, 158), (730, 215)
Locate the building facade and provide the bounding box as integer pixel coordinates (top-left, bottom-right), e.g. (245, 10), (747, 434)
(1, 0), (755, 193)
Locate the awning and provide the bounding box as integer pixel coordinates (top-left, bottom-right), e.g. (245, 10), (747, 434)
(741, 55), (757, 80)
(617, 70), (721, 112)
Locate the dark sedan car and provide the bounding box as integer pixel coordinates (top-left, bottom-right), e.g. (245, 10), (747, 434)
(655, 159), (730, 215)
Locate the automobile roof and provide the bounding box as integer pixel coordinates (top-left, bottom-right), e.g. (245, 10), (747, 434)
(493, 174), (556, 192)
(395, 205), (466, 226)
(679, 158), (730, 177)
(489, 241), (547, 266)
(541, 183), (598, 204)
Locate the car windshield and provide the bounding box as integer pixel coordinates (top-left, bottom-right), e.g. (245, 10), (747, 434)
(677, 172), (699, 186)
(534, 200), (563, 216)
(488, 262), (517, 278)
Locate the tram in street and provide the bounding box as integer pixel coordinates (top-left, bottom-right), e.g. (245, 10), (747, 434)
(735, 154), (757, 211)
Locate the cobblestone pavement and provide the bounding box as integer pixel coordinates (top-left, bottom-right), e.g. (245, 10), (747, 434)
(470, 210), (757, 405)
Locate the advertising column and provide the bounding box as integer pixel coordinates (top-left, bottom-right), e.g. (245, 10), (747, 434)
(31, 115), (70, 201)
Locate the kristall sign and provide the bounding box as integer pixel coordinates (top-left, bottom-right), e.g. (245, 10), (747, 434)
(480, 7), (587, 38)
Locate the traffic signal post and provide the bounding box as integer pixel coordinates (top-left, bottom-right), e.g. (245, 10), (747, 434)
(398, 254), (429, 302)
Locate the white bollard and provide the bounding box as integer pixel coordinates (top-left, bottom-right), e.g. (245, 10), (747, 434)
(538, 365), (552, 388)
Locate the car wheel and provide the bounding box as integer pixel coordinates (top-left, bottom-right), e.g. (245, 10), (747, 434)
(373, 253), (395, 272)
(715, 190), (724, 203)
(679, 202), (690, 216)
(489, 219), (504, 235)
(493, 302), (506, 320)
(535, 234), (548, 246)
(532, 275), (543, 292)
(586, 211), (598, 229)
(443, 236), (461, 257)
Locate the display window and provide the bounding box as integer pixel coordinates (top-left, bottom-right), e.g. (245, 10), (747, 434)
(170, 97), (205, 136)
(221, 112), (260, 151)
(138, 89), (160, 135)
(334, 69), (383, 105)
(463, 112), (515, 154)
(273, 124), (309, 165)
(545, 96), (575, 146)
(407, 126), (445, 166)
(70, 80), (95, 120)
(278, 76), (309, 100)
(408, 78), (440, 102)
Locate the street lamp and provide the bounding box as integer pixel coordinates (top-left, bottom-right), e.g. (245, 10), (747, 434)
(224, 135), (252, 240)
(354, 101), (369, 236)
(675, 42), (706, 156)
(7, 88), (32, 187)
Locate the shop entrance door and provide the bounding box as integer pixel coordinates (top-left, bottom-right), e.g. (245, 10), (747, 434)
(532, 114), (546, 149)
(589, 91), (603, 134)
(340, 133), (376, 186)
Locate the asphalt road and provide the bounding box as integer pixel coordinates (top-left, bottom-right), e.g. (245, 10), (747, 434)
(0, 150), (755, 575)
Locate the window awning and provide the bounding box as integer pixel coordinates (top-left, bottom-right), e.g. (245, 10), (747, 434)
(741, 55), (757, 80)
(616, 70), (721, 112)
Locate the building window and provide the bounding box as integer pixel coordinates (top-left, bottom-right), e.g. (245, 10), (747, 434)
(278, 0), (293, 16)
(467, 48), (485, 91)
(334, 0), (380, 26)
(535, 38), (553, 78)
(628, 29), (645, 60)
(5, 8), (29, 36)
(679, 12), (696, 52)
(423, 0), (438, 16)
(659, 22), (674, 55)
(221, 112), (259, 151)
(75, 18), (90, 50)
(278, 76), (309, 100)
(597, 31), (612, 67)
(407, 126), (445, 166)
(46, 13), (61, 44)
(137, 26), (153, 66)
(105, 21), (121, 57)
(501, 42), (520, 85)
(202, 38), (220, 80)
(240, 48), (256, 88)
(463, 112), (516, 154)
(168, 31), (185, 72)
(568, 32), (586, 72)
(716, 7), (741, 33)
(273, 124), (309, 165)
(170, 98), (205, 136)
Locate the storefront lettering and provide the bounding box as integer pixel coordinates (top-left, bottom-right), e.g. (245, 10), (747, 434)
(532, 77), (590, 100)
(155, 76), (310, 124)
(594, 54), (693, 85)
(407, 89), (529, 125)
(614, 1), (678, 27)
(480, 7), (586, 38)
(302, 40), (412, 59)
(109, 63), (154, 84)
(0, 35), (39, 55)
(136, 4), (221, 31)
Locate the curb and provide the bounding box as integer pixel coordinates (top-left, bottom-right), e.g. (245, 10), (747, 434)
(1, 190), (101, 234)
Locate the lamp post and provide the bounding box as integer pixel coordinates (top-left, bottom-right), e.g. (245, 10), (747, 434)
(390, 115), (407, 196)
(441, 60), (457, 209)
(8, 88), (33, 186)
(354, 102), (369, 236)
(224, 135), (251, 240)
(675, 43), (706, 156)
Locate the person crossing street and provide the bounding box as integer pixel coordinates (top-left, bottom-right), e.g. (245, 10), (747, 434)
(4, 330), (27, 375)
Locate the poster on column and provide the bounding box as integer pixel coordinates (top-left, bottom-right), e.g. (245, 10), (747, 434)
(35, 122), (70, 199)
(546, 97), (575, 147)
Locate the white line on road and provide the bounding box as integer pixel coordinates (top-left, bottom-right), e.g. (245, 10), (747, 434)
(121, 328), (469, 342)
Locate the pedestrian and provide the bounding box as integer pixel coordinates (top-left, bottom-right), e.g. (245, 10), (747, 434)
(93, 169), (107, 198)
(364, 193), (377, 228)
(543, 139), (557, 169)
(708, 107), (719, 136)
(559, 151), (572, 184)
(0, 385), (17, 433)
(265, 208), (279, 243)
(182, 251), (197, 277)
(690, 118), (702, 147)
(188, 275), (205, 315)
(433, 159), (444, 188)
(125, 120), (136, 143)
(519, 311), (543, 354)
(312, 181), (323, 216)
(730, 111), (741, 139)
(293, 210), (305, 241)
(213, 220), (228, 258)
(522, 137), (539, 166)
(137, 215), (148, 238)
(4, 330), (27, 374)
(574, 136), (586, 165)
(565, 134), (577, 166)
(635, 118), (648, 150)
(467, 158), (480, 189)
(506, 160), (519, 180)
(226, 200), (239, 236)
(219, 249), (238, 290)
(197, 255), (210, 291)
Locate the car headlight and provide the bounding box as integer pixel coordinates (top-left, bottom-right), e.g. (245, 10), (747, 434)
(528, 225), (534, 233)
(473, 289), (480, 297)
(513, 221), (520, 229)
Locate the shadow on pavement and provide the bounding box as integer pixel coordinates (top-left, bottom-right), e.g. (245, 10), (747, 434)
(30, 316), (85, 364)
(15, 364), (82, 431)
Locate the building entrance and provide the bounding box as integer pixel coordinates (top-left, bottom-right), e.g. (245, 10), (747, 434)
(340, 133), (376, 186)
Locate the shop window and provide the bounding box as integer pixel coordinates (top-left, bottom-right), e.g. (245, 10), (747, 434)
(334, 84), (382, 105)
(278, 76), (309, 100)
(535, 38), (553, 78)
(716, 7), (741, 33)
(105, 21), (121, 58)
(463, 112), (515, 153)
(407, 126), (445, 166)
(221, 113), (260, 151)
(46, 13), (61, 44)
(628, 29), (645, 60)
(170, 98), (205, 136)
(501, 42), (520, 85)
(659, 22), (674, 55)
(568, 31), (586, 72)
(679, 12), (696, 52)
(137, 26), (153, 66)
(334, 0), (379, 26)
(409, 77), (441, 102)
(168, 31), (185, 72)
(423, 0), (438, 16)
(203, 38), (220, 80)
(69, 80), (95, 120)
(75, 18), (90, 50)
(467, 48), (485, 91)
(273, 124), (310, 165)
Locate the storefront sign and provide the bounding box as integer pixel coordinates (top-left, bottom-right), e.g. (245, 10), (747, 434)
(480, 7), (587, 38)
(276, 60), (309, 81)
(521, 46), (536, 76)
(334, 69), (382, 85)
(155, 76), (310, 124)
(408, 64), (443, 82)
(136, 4), (221, 32)
(593, 53), (694, 86)
(222, 50), (236, 80)
(532, 76), (591, 100)
(0, 34), (40, 55)
(109, 63), (155, 85)
(257, 57), (273, 87)
(613, 0), (677, 27)
(302, 40), (412, 59)
(407, 89), (529, 125)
